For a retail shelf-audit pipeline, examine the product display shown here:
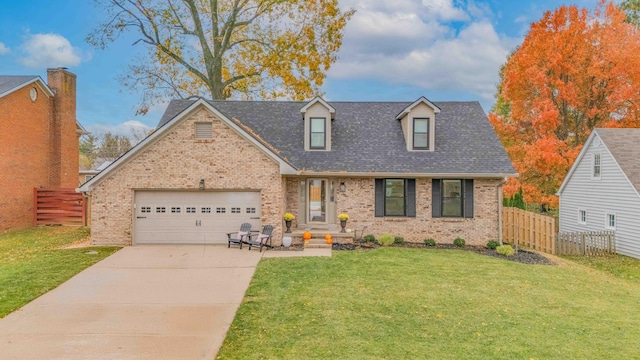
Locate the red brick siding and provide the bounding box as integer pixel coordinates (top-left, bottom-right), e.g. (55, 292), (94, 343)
(0, 84), (52, 231)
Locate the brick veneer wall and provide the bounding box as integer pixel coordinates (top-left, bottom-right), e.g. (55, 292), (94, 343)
(89, 107), (284, 246)
(304, 177), (502, 245)
(0, 84), (52, 231)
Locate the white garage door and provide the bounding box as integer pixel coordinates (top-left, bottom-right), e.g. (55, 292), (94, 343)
(134, 191), (261, 245)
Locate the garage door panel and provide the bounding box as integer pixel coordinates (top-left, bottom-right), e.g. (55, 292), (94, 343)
(134, 191), (261, 245)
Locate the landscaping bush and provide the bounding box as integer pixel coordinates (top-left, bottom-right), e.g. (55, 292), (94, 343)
(363, 234), (376, 243)
(496, 245), (515, 257)
(377, 234), (395, 247)
(486, 240), (500, 250)
(453, 237), (466, 247)
(394, 236), (404, 245)
(424, 238), (436, 247)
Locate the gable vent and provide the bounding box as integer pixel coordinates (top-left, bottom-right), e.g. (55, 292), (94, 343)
(195, 122), (213, 139)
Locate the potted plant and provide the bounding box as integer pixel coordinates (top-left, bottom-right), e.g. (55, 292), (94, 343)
(283, 212), (295, 233)
(338, 213), (349, 233)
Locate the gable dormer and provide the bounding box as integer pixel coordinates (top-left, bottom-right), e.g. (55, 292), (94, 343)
(301, 96), (335, 151)
(396, 97), (440, 151)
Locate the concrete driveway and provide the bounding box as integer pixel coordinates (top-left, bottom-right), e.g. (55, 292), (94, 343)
(0, 245), (263, 360)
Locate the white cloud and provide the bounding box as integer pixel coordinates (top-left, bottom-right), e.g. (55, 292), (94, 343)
(331, 0), (519, 103)
(0, 42), (10, 55)
(86, 120), (153, 142)
(19, 33), (85, 68)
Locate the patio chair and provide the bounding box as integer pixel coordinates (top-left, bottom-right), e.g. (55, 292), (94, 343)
(246, 225), (274, 252)
(227, 223), (252, 249)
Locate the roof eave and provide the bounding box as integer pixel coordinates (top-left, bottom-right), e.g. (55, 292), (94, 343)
(294, 171), (518, 178)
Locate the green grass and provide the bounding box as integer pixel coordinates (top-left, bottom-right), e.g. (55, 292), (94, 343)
(0, 227), (120, 318)
(217, 248), (640, 359)
(561, 254), (640, 282)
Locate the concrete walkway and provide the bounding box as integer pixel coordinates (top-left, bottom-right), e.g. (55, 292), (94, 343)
(0, 245), (263, 360)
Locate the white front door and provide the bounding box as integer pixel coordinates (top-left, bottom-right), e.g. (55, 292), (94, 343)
(134, 191), (261, 244)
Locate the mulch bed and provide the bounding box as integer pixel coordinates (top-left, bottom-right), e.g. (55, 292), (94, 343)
(332, 242), (555, 265)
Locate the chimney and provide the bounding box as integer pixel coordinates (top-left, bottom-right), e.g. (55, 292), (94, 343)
(47, 68), (78, 188)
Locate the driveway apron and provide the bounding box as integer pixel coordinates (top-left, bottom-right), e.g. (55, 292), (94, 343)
(0, 245), (263, 360)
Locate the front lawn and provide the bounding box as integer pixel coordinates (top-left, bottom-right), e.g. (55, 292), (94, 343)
(218, 248), (640, 359)
(0, 226), (119, 318)
(562, 254), (640, 282)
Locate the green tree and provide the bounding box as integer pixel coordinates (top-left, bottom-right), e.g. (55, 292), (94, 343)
(79, 134), (98, 170)
(87, 0), (355, 114)
(621, 0), (640, 25)
(96, 133), (132, 162)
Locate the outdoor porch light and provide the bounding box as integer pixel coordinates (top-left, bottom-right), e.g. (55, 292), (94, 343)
(340, 181), (346, 192)
(199, 179), (205, 190)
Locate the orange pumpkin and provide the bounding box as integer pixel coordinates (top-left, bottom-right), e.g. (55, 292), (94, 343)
(303, 231), (312, 240)
(325, 234), (332, 244)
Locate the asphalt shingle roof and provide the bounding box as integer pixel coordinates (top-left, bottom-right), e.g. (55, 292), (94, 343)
(596, 128), (640, 193)
(0, 76), (39, 96)
(158, 99), (516, 175)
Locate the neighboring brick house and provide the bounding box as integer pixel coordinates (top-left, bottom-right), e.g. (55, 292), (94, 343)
(0, 68), (82, 231)
(80, 97), (516, 246)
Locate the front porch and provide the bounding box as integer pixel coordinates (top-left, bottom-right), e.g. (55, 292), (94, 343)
(285, 227), (355, 246)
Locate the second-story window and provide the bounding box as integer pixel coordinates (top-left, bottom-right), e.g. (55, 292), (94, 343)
(310, 117), (326, 150)
(413, 118), (429, 150)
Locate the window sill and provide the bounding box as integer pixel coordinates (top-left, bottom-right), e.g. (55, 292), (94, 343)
(383, 217), (409, 222)
(440, 218), (465, 222)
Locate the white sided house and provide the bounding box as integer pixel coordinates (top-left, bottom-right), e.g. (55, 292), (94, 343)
(79, 97), (516, 247)
(557, 128), (640, 259)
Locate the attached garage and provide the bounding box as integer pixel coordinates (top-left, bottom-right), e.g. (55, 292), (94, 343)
(134, 191), (261, 245)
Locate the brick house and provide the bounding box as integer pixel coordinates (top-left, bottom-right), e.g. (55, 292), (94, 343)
(79, 97), (516, 246)
(0, 68), (82, 231)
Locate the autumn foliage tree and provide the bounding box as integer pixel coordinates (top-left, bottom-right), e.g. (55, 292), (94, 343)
(490, 1), (640, 208)
(88, 0), (354, 114)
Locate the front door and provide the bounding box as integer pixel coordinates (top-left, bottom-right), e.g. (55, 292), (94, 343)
(308, 179), (326, 223)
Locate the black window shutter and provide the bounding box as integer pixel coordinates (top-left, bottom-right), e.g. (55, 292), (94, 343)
(464, 179), (474, 218)
(406, 179), (416, 217)
(432, 179), (441, 218)
(375, 179), (384, 217)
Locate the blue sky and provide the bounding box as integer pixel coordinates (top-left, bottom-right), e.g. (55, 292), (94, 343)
(0, 0), (596, 136)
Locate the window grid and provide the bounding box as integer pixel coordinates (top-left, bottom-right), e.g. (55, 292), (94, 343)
(593, 153), (601, 178)
(413, 118), (429, 150)
(246, 207), (256, 214)
(231, 207), (241, 214)
(605, 213), (616, 229)
(201, 207), (211, 213)
(310, 117), (326, 149)
(171, 207), (181, 213)
(186, 207), (196, 214)
(216, 207), (226, 214)
(155, 207), (166, 213)
(141, 207), (151, 213)
(578, 209), (587, 225)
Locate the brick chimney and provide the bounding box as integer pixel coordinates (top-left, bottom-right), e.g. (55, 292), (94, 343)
(47, 68), (79, 188)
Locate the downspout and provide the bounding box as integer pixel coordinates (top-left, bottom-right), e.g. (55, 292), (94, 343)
(498, 177), (507, 245)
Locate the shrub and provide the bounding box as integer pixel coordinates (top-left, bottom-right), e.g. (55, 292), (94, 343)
(394, 236), (404, 245)
(363, 234), (376, 243)
(378, 234), (395, 247)
(424, 238), (436, 247)
(496, 245), (515, 257)
(453, 237), (466, 247)
(486, 240), (500, 250)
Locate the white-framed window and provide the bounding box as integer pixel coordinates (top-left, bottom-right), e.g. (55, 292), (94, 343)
(592, 153), (601, 179)
(412, 118), (429, 150)
(605, 212), (616, 230)
(195, 122), (213, 140)
(309, 117), (326, 149)
(578, 209), (587, 225)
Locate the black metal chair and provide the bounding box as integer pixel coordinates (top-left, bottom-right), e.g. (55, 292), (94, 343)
(227, 223), (252, 249)
(245, 225), (274, 252)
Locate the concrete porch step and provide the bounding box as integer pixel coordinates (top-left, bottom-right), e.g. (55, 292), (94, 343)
(304, 238), (332, 249)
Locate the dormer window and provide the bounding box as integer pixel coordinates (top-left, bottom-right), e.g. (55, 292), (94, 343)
(413, 118), (429, 150)
(301, 97), (335, 151)
(310, 117), (326, 149)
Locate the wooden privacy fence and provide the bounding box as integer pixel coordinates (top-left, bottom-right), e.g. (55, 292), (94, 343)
(555, 231), (615, 256)
(33, 188), (86, 226)
(502, 207), (556, 254)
